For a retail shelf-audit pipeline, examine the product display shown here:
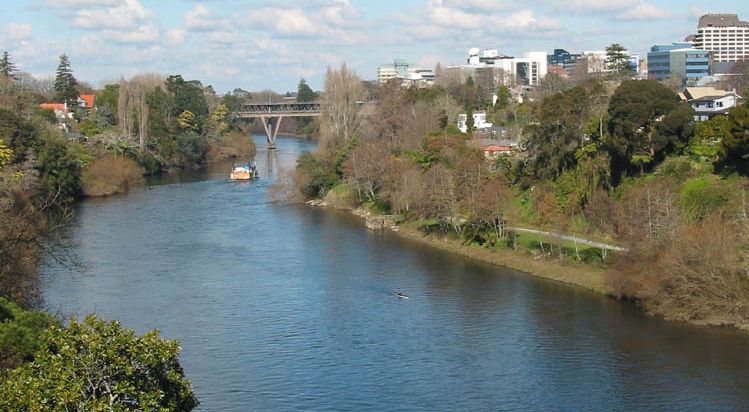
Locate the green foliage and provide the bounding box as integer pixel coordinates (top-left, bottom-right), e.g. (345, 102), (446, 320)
(652, 103), (695, 159)
(166, 75), (208, 131)
(465, 108), (475, 133)
(177, 110), (199, 132)
(37, 133), (82, 206)
(0, 51), (18, 80)
(605, 43), (634, 79)
(680, 176), (731, 222)
(690, 114), (729, 159)
(0, 139), (11, 169)
(53, 54), (79, 108)
(495, 86), (510, 109)
(0, 108), (40, 163)
(0, 298), (58, 371)
(523, 86), (593, 179)
(96, 84), (120, 126)
(605, 80), (680, 181)
(0, 315), (198, 411)
(655, 156), (699, 180)
(717, 106), (749, 176)
(296, 151), (339, 198)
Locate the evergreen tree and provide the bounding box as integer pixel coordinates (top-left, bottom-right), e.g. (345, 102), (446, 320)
(297, 78), (317, 102)
(605, 43), (634, 79)
(0, 51), (18, 80)
(53, 54), (79, 108)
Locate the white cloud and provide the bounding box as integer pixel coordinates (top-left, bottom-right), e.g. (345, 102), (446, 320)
(4, 23), (33, 41)
(45, 0), (117, 8)
(166, 29), (187, 45)
(102, 26), (160, 44)
(71, 0), (151, 30)
(616, 3), (671, 20)
(184, 3), (226, 31)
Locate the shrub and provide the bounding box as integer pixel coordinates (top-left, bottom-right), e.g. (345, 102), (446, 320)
(0, 298), (58, 371)
(81, 155), (144, 197)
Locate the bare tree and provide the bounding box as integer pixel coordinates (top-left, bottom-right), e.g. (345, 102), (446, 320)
(320, 64), (365, 150)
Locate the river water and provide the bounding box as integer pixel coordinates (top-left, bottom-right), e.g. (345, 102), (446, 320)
(41, 136), (749, 411)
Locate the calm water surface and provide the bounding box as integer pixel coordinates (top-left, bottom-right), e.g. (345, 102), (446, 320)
(41, 136), (749, 411)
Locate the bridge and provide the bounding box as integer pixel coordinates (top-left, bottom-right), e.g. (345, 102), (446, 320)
(234, 102), (321, 149)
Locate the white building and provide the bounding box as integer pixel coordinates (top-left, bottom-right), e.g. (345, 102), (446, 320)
(680, 87), (743, 121)
(693, 14), (749, 63)
(451, 48), (548, 86)
(582, 50), (639, 74)
(457, 112), (493, 134)
(377, 59), (435, 86)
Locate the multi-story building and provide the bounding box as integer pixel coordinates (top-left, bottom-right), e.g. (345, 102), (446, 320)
(451, 48), (548, 86)
(377, 59), (434, 86)
(647, 42), (712, 85)
(692, 14), (749, 64)
(680, 87), (743, 121)
(547, 49), (582, 76)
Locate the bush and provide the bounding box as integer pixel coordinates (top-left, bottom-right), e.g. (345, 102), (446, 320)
(82, 155), (145, 197)
(0, 315), (198, 411)
(0, 298), (58, 371)
(207, 130), (256, 162)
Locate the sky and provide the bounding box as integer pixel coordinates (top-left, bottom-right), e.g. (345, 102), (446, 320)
(0, 0), (748, 93)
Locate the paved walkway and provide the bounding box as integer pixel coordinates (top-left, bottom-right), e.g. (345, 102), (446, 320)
(509, 227), (627, 252)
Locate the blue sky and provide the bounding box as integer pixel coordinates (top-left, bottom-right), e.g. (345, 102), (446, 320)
(0, 0), (747, 93)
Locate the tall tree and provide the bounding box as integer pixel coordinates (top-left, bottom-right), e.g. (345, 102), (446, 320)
(605, 43), (634, 79)
(320, 64), (365, 150)
(717, 106), (749, 176)
(53, 54), (79, 108)
(296, 78), (318, 133)
(0, 51), (18, 80)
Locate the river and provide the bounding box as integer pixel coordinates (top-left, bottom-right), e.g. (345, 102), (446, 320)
(41, 136), (749, 411)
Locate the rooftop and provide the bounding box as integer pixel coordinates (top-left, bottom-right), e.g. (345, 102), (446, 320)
(698, 14), (749, 28)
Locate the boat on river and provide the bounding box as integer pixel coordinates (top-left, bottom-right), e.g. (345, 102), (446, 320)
(229, 162), (258, 180)
(397, 292), (408, 299)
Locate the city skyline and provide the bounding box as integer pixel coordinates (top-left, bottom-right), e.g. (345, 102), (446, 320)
(1, 0), (748, 93)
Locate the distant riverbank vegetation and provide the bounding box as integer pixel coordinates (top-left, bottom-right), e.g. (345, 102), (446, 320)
(289, 63), (749, 330)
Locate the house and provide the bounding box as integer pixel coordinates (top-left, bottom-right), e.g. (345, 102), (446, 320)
(78, 94), (96, 109)
(680, 87), (743, 121)
(457, 111), (492, 134)
(473, 138), (518, 159)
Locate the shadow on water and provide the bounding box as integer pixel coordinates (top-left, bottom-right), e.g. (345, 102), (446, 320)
(40, 135), (749, 411)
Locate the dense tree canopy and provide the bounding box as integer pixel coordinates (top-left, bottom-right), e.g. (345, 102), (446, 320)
(605, 80), (681, 179)
(717, 106), (749, 176)
(0, 315), (198, 411)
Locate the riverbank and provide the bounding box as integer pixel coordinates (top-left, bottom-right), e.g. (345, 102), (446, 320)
(309, 200), (612, 295)
(309, 200), (749, 332)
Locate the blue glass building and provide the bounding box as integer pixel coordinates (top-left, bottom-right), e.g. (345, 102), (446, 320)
(647, 43), (712, 85)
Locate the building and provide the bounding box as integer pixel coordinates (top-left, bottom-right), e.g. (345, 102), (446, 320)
(457, 111), (492, 134)
(547, 49), (582, 75)
(582, 50), (640, 74)
(692, 14), (749, 64)
(647, 42), (712, 85)
(377, 59), (434, 86)
(680, 87), (743, 121)
(79, 94), (96, 109)
(450, 48), (548, 86)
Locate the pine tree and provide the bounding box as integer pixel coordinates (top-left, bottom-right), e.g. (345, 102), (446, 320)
(54, 54), (79, 108)
(605, 43), (634, 79)
(0, 51), (18, 80)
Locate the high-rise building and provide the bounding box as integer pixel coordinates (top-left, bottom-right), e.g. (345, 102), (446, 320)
(693, 14), (749, 63)
(647, 42), (713, 84)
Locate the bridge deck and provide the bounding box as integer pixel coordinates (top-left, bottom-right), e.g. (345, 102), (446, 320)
(234, 102), (321, 118)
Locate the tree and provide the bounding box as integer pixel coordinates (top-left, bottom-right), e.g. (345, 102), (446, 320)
(320, 64), (365, 150)
(296, 78), (318, 133)
(717, 106), (749, 176)
(605, 80), (680, 181)
(0, 315), (198, 411)
(178, 110), (199, 132)
(0, 51), (18, 80)
(495, 85), (510, 109)
(0, 139), (11, 169)
(53, 54), (79, 108)
(605, 43), (634, 79)
(465, 108), (475, 133)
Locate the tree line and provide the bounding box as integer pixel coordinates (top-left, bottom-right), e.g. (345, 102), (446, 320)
(293, 62), (749, 329)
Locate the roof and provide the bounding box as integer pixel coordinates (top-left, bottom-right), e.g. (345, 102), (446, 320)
(484, 145), (513, 152)
(698, 14), (749, 28)
(79, 94), (95, 109)
(39, 103), (66, 112)
(683, 87), (734, 101)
